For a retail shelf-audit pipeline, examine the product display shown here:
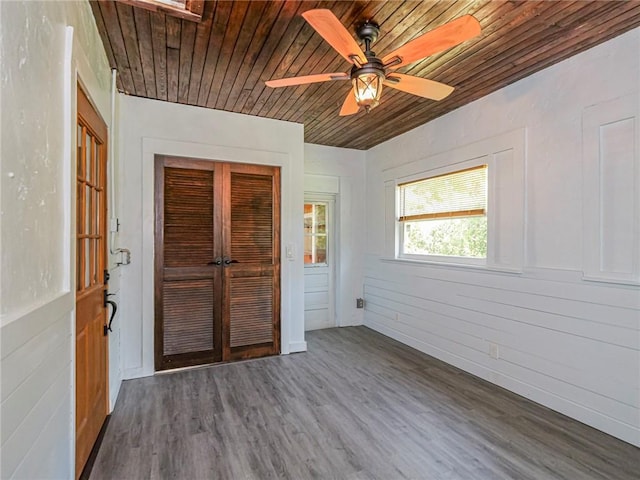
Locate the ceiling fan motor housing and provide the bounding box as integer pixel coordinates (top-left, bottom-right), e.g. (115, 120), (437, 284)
(350, 55), (385, 80)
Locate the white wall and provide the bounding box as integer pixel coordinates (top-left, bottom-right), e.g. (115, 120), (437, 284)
(118, 95), (306, 379)
(304, 144), (367, 327)
(364, 28), (640, 446)
(0, 1), (114, 478)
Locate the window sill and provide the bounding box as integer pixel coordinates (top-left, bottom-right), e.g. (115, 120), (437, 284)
(381, 256), (523, 275)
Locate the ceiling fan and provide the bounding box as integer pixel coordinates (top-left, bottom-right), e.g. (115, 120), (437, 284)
(265, 9), (481, 116)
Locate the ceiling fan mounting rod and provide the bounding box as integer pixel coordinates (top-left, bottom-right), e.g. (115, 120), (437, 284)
(356, 21), (380, 54)
(351, 20), (385, 81)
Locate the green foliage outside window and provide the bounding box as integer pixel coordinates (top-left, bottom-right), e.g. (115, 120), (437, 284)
(403, 217), (487, 258)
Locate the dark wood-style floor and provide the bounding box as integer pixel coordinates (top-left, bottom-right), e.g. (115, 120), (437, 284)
(90, 327), (639, 479)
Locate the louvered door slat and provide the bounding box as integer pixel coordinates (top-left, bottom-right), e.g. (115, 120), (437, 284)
(163, 279), (214, 355)
(230, 276), (273, 347)
(164, 167), (214, 267)
(230, 173), (273, 263)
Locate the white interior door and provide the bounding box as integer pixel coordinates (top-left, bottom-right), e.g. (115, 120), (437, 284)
(304, 195), (335, 331)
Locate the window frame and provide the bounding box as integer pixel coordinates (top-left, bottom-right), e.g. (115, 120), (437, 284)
(304, 200), (330, 267)
(396, 159), (490, 267)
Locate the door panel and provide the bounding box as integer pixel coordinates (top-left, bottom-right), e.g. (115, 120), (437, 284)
(155, 158), (222, 370)
(225, 165), (280, 360)
(155, 158), (280, 369)
(75, 85), (108, 479)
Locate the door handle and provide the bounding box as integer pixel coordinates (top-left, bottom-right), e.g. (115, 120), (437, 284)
(208, 257), (223, 266)
(223, 257), (239, 266)
(103, 291), (117, 335)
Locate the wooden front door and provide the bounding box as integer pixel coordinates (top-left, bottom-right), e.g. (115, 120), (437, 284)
(75, 86), (109, 478)
(155, 157), (280, 370)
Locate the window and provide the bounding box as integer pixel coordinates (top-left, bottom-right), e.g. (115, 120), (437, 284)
(304, 202), (328, 265)
(398, 165), (488, 260)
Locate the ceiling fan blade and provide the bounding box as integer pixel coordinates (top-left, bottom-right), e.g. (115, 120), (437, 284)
(382, 15), (481, 69)
(302, 9), (367, 64)
(339, 91), (359, 116)
(265, 72), (349, 88)
(384, 74), (454, 101)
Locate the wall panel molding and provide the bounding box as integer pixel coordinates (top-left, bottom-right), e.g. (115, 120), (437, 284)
(583, 94), (640, 285)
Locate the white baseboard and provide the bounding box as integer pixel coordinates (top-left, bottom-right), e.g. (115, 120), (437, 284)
(288, 341), (308, 353)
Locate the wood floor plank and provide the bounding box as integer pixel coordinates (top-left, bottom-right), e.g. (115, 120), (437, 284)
(90, 327), (640, 480)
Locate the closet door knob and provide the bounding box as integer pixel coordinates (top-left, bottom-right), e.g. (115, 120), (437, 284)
(208, 257), (223, 266)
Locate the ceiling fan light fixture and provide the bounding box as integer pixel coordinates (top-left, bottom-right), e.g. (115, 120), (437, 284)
(351, 56), (385, 112)
(352, 72), (384, 111)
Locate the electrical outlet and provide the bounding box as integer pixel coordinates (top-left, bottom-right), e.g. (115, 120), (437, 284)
(489, 342), (499, 359)
(356, 298), (364, 309)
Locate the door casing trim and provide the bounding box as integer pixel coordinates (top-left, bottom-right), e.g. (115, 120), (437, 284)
(129, 137), (302, 379)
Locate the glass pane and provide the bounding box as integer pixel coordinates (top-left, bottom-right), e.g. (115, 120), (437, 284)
(314, 204), (326, 234)
(85, 185), (92, 234)
(94, 142), (100, 185)
(92, 239), (98, 284)
(85, 132), (92, 183)
(304, 234), (328, 265)
(77, 239), (83, 291)
(95, 190), (101, 237)
(84, 239), (91, 288)
(402, 217), (487, 258)
(304, 236), (313, 264)
(77, 182), (83, 234)
(304, 204), (313, 233)
(77, 125), (83, 177)
(315, 234), (327, 263)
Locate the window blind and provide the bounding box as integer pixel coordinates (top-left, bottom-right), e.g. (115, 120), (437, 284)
(398, 165), (488, 221)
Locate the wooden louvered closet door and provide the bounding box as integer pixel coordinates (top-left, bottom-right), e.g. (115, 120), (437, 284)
(155, 157), (280, 371)
(224, 163), (280, 360)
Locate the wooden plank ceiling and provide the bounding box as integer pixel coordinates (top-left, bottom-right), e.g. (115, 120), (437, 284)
(91, 0), (640, 150)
